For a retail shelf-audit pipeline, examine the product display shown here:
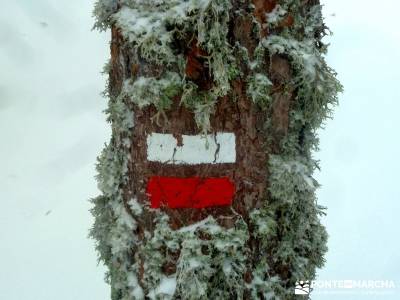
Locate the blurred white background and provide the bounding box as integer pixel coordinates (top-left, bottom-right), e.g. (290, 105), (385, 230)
(0, 0), (398, 299)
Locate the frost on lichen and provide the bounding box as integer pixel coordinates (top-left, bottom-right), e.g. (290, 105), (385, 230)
(93, 0), (118, 31)
(246, 155), (328, 299)
(121, 72), (182, 111)
(112, 0), (234, 87)
(268, 155), (328, 277)
(93, 0), (235, 132)
(262, 3), (342, 132)
(265, 5), (287, 25)
(247, 73), (272, 107)
(91, 1), (341, 299)
(90, 142), (143, 300)
(263, 35), (340, 128)
(244, 1), (340, 298)
(143, 215), (249, 299)
(180, 81), (217, 133)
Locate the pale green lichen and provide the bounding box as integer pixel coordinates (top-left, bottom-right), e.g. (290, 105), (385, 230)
(91, 1), (341, 299)
(143, 215), (249, 299)
(244, 1), (339, 298)
(265, 4), (287, 25)
(121, 72), (182, 111)
(180, 81), (217, 134)
(196, 0), (234, 96)
(247, 155), (328, 299)
(93, 0), (118, 31)
(94, 0), (235, 132)
(91, 141), (143, 300)
(247, 73), (273, 107)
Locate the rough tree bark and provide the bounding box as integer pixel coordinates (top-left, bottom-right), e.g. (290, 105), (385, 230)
(90, 0), (342, 299)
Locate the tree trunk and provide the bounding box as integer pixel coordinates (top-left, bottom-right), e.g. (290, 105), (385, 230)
(91, 0), (342, 299)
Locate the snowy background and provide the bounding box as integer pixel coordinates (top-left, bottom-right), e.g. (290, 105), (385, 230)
(0, 0), (399, 299)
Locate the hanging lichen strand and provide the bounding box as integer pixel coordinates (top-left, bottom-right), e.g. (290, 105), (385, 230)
(90, 0), (342, 299)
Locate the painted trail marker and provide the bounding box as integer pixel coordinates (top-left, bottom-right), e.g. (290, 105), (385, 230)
(146, 132), (236, 164)
(147, 177), (235, 209)
(146, 132), (236, 209)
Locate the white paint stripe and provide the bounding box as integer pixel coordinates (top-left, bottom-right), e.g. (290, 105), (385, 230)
(146, 132), (236, 164)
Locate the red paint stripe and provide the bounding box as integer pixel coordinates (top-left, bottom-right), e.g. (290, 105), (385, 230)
(147, 176), (235, 209)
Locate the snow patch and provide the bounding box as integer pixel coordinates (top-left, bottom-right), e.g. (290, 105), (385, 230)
(128, 197), (144, 216)
(158, 276), (177, 296)
(265, 5), (287, 24)
(127, 273), (145, 299)
(148, 275), (177, 299)
(177, 216), (213, 233)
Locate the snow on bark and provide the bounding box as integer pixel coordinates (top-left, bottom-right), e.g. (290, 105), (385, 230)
(90, 0), (342, 298)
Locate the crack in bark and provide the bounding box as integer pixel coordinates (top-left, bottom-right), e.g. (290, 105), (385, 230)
(171, 147), (177, 164)
(213, 133), (220, 163)
(166, 134), (223, 164)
